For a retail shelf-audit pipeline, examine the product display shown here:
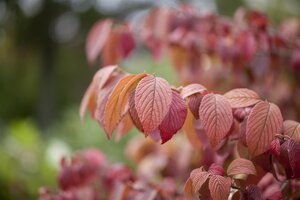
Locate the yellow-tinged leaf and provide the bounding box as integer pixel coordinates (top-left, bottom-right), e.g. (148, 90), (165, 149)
(183, 109), (202, 149)
(104, 74), (147, 138)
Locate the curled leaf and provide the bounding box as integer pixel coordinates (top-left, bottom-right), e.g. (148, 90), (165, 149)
(135, 75), (172, 134)
(190, 167), (211, 193)
(181, 83), (207, 99)
(246, 101), (283, 157)
(224, 88), (261, 108)
(199, 94), (233, 148)
(227, 158), (256, 179)
(283, 120), (300, 142)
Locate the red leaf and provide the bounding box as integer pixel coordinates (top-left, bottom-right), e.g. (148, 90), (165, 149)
(208, 163), (224, 176)
(119, 26), (135, 58)
(181, 83), (207, 99)
(241, 185), (263, 200)
(199, 94), (233, 148)
(246, 101), (283, 156)
(135, 75), (172, 134)
(227, 158), (256, 178)
(283, 120), (300, 142)
(208, 175), (231, 200)
(128, 90), (143, 132)
(224, 88), (261, 108)
(190, 167), (211, 193)
(187, 93), (203, 119)
(157, 90), (187, 143)
(86, 19), (113, 65)
(278, 139), (300, 178)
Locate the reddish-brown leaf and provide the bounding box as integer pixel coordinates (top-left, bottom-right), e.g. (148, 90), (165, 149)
(157, 90), (187, 143)
(224, 88), (261, 108)
(86, 19), (113, 65)
(104, 73), (148, 138)
(93, 65), (118, 90)
(208, 175), (231, 200)
(283, 120), (300, 142)
(102, 30), (120, 65)
(135, 75), (172, 134)
(181, 83), (207, 99)
(128, 90), (143, 132)
(190, 167), (211, 193)
(199, 94), (233, 148)
(187, 93), (204, 119)
(227, 158), (256, 178)
(246, 101), (283, 157)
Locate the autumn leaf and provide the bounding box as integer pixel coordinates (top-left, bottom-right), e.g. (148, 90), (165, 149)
(227, 158), (256, 179)
(208, 175), (231, 200)
(181, 83), (207, 99)
(199, 94), (233, 148)
(115, 113), (133, 142)
(190, 167), (211, 193)
(283, 120), (300, 142)
(128, 90), (143, 132)
(187, 93), (204, 119)
(135, 75), (172, 134)
(246, 101), (283, 157)
(184, 178), (199, 200)
(157, 90), (187, 143)
(104, 73), (148, 138)
(79, 65), (118, 121)
(224, 88), (261, 108)
(86, 19), (113, 65)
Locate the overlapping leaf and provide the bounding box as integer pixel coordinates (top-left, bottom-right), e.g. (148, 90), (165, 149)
(224, 88), (261, 108)
(86, 19), (113, 65)
(182, 110), (203, 149)
(80, 65), (118, 121)
(103, 73), (147, 138)
(156, 90), (187, 143)
(135, 75), (172, 134)
(181, 83), (207, 99)
(199, 94), (233, 148)
(208, 175), (231, 200)
(190, 167), (211, 193)
(283, 120), (300, 142)
(246, 101), (283, 156)
(227, 158), (256, 178)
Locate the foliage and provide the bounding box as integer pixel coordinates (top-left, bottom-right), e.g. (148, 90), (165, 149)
(40, 4), (300, 200)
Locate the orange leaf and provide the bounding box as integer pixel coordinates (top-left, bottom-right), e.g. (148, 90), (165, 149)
(184, 178), (198, 200)
(208, 175), (231, 200)
(283, 120), (300, 142)
(224, 88), (261, 108)
(135, 75), (172, 134)
(86, 19), (113, 65)
(227, 158), (256, 178)
(115, 113), (134, 142)
(199, 94), (233, 148)
(246, 101), (283, 156)
(104, 73), (148, 138)
(79, 65), (118, 121)
(183, 110), (203, 149)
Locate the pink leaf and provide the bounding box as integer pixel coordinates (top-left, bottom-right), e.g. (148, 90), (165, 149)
(246, 101), (283, 156)
(224, 88), (261, 108)
(208, 175), (231, 200)
(227, 158), (256, 177)
(86, 19), (113, 65)
(199, 94), (233, 148)
(135, 75), (172, 134)
(190, 167), (211, 193)
(283, 120), (300, 142)
(181, 83), (207, 99)
(157, 90), (187, 143)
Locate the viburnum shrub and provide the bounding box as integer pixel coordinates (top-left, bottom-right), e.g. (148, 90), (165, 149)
(40, 4), (300, 200)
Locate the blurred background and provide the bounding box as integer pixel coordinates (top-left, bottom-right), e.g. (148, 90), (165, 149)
(0, 0), (299, 199)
